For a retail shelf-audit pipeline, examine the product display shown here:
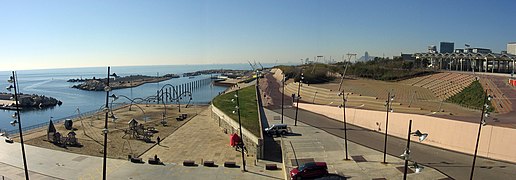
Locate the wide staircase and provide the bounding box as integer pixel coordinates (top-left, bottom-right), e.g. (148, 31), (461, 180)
(400, 72), (476, 101)
(479, 77), (513, 114)
(284, 82), (428, 113)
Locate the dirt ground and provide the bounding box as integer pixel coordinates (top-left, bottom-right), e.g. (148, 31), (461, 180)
(21, 104), (206, 160)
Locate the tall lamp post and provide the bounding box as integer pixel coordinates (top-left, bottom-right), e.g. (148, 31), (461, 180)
(281, 73), (285, 124)
(470, 90), (491, 180)
(102, 67), (117, 180)
(294, 72), (304, 126)
(402, 119), (428, 180)
(7, 72), (30, 180)
(338, 92), (349, 160)
(232, 87), (246, 172)
(382, 92), (395, 163)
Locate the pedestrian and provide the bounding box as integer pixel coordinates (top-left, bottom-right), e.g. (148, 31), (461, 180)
(157, 136), (161, 145)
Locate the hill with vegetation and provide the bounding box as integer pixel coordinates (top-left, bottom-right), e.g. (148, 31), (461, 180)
(276, 57), (434, 84)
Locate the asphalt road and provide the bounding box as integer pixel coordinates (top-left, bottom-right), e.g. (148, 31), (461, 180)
(273, 108), (516, 180)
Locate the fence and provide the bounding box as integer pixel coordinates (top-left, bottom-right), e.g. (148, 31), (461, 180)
(5, 103), (125, 136)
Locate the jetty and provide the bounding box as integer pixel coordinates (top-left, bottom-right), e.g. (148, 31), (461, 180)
(71, 74), (179, 91)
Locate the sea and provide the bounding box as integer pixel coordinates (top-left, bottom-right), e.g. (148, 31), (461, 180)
(0, 63), (277, 133)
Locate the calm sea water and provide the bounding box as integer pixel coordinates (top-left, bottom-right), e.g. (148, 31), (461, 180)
(0, 64), (275, 132)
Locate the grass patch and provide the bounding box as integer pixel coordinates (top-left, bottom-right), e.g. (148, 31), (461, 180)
(446, 80), (493, 111)
(212, 86), (260, 136)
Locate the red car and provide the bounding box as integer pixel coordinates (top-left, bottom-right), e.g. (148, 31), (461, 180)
(290, 162), (328, 180)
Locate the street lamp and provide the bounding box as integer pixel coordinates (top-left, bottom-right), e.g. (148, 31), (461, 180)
(470, 90), (492, 180)
(6, 71), (30, 180)
(402, 119), (428, 180)
(102, 67), (117, 180)
(281, 73), (285, 124)
(383, 92), (395, 163)
(294, 72), (304, 126)
(338, 92), (349, 160)
(232, 86), (246, 172)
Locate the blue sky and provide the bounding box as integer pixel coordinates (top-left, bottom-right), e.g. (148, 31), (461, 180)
(1, 0), (515, 70)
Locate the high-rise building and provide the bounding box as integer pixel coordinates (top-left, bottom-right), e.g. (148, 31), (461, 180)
(440, 42), (454, 53)
(508, 42), (516, 55)
(364, 51), (369, 61)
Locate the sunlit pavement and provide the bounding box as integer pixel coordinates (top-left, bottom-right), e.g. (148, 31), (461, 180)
(263, 108), (449, 180)
(0, 112), (283, 180)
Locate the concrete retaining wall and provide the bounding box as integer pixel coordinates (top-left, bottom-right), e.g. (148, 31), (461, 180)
(211, 105), (263, 158)
(298, 103), (516, 163)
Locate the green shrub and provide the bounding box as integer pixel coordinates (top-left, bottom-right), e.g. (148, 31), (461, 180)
(446, 81), (493, 111)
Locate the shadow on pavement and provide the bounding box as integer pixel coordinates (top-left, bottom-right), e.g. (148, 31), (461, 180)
(314, 174), (348, 180)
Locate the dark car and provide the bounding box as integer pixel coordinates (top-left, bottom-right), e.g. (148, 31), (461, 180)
(290, 162), (328, 180)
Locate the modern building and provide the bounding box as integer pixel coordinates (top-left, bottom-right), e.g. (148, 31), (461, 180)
(440, 42), (454, 53)
(508, 42), (516, 55)
(464, 47), (492, 54)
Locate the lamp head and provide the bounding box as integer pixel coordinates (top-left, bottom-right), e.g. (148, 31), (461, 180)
(8, 76), (14, 83)
(6, 85), (14, 91)
(413, 162), (424, 173)
(104, 86), (112, 92)
(232, 110), (236, 114)
(11, 112), (18, 119)
(487, 95), (492, 101)
(419, 133), (428, 142)
(481, 119), (487, 126)
(109, 94), (119, 101)
(10, 120), (18, 126)
(102, 128), (109, 134)
(400, 149), (410, 160)
(412, 130), (428, 142)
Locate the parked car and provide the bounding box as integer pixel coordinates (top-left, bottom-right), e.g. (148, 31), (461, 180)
(264, 124), (288, 136)
(290, 162), (328, 180)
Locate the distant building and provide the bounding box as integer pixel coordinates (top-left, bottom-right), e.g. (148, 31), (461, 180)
(440, 42), (454, 53)
(428, 45), (437, 53)
(364, 51), (370, 61)
(508, 42), (516, 55)
(400, 53), (415, 61)
(464, 47), (492, 54)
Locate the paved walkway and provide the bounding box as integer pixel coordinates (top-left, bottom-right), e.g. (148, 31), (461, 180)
(0, 107), (283, 180)
(141, 107), (245, 165)
(263, 108), (449, 180)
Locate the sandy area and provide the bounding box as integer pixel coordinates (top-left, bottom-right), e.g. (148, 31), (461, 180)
(20, 104), (206, 160)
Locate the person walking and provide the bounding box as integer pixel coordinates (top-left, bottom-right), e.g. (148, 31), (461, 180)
(157, 136), (161, 145)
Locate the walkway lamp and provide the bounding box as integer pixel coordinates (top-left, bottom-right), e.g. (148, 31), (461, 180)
(102, 67), (117, 180)
(7, 71), (30, 180)
(382, 92), (395, 163)
(294, 72), (304, 126)
(470, 90), (491, 180)
(338, 92), (349, 160)
(281, 73), (285, 124)
(232, 86), (246, 172)
(402, 119), (428, 180)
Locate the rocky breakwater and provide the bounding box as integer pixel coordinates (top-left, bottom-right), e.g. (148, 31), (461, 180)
(0, 93), (62, 110)
(71, 74), (179, 91)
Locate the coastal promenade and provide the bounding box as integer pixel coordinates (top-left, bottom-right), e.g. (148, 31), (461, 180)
(0, 107), (283, 180)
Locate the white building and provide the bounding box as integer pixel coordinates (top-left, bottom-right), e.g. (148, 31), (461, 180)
(508, 42), (516, 55)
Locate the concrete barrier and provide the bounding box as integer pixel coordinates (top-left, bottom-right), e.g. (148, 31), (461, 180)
(298, 103), (516, 163)
(211, 105), (263, 158)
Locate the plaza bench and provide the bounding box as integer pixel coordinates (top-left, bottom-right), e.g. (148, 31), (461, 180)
(203, 161), (215, 167)
(183, 160), (196, 166)
(265, 164), (278, 170)
(224, 161), (237, 168)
